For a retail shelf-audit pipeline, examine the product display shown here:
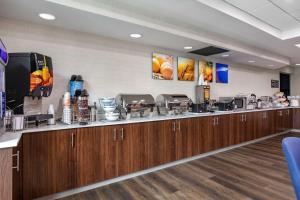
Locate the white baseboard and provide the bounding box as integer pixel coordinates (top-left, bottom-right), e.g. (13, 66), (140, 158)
(35, 130), (291, 200)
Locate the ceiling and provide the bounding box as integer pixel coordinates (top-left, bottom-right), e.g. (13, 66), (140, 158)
(1, 0), (300, 69)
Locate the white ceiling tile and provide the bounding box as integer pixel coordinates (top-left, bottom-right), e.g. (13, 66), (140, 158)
(269, 0), (300, 13)
(224, 0), (270, 12)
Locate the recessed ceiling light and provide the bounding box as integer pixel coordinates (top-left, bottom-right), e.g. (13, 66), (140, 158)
(130, 33), (142, 38)
(295, 44), (300, 48)
(222, 54), (229, 57)
(296, 63), (300, 66)
(39, 13), (56, 20)
(268, 64), (274, 67)
(184, 46), (193, 50)
(248, 60), (256, 63)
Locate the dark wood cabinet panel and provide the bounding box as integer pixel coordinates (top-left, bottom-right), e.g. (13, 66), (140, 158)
(284, 109), (293, 130)
(22, 130), (75, 200)
(200, 116), (214, 153)
(75, 126), (117, 187)
(275, 110), (285, 133)
(293, 108), (300, 129)
(147, 120), (176, 167)
(267, 110), (276, 135)
(175, 118), (199, 160)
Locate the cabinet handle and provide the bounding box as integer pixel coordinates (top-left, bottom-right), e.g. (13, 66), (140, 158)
(178, 121), (181, 132)
(113, 128), (117, 141)
(173, 121), (176, 132)
(120, 128), (124, 141)
(12, 150), (20, 172)
(216, 117), (219, 125)
(71, 133), (75, 148)
(287, 110), (289, 115)
(213, 118), (216, 125)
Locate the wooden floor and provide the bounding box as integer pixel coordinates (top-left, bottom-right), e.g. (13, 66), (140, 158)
(59, 133), (298, 200)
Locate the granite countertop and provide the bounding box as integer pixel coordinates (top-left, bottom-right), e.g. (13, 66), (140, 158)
(0, 106), (298, 149)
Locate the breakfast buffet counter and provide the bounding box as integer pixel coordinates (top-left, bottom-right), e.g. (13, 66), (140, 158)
(0, 106), (299, 149)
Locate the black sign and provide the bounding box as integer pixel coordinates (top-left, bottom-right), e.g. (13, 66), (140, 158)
(271, 79), (279, 88)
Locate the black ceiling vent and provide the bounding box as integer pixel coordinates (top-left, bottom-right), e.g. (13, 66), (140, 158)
(189, 46), (229, 56)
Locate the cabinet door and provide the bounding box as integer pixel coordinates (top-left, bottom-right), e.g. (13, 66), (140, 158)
(275, 110), (284, 133)
(284, 109), (292, 130)
(293, 108), (300, 129)
(244, 112), (255, 141)
(175, 118), (199, 160)
(75, 126), (117, 187)
(215, 115), (233, 148)
(22, 130), (75, 200)
(200, 116), (214, 153)
(147, 120), (175, 167)
(267, 110), (276, 135)
(0, 148), (13, 200)
(234, 114), (246, 143)
(255, 112), (264, 138)
(13, 141), (22, 200)
(117, 123), (150, 176)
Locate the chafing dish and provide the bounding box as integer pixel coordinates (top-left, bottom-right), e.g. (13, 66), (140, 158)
(115, 94), (155, 119)
(156, 94), (192, 115)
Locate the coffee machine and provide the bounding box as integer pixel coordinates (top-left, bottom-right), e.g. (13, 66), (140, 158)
(5, 53), (53, 124)
(0, 39), (8, 134)
(192, 85), (210, 113)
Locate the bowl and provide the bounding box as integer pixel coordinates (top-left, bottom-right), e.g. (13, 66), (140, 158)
(103, 106), (117, 113)
(105, 112), (119, 121)
(99, 98), (116, 107)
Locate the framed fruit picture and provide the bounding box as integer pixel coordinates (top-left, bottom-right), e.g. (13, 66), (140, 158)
(198, 60), (213, 84)
(177, 57), (195, 81)
(216, 63), (229, 84)
(152, 53), (174, 80)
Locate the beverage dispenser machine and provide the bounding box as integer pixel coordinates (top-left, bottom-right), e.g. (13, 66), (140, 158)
(0, 39), (8, 134)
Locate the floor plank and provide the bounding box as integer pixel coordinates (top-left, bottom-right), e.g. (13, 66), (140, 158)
(59, 133), (298, 200)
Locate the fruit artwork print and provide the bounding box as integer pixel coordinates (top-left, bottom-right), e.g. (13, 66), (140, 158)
(199, 60), (213, 84)
(30, 55), (53, 97)
(177, 57), (195, 81)
(152, 53), (174, 80)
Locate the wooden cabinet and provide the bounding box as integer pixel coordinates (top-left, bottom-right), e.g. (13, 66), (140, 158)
(22, 130), (75, 200)
(75, 126), (117, 187)
(174, 118), (200, 160)
(283, 109), (293, 130)
(16, 108), (298, 199)
(293, 108), (300, 129)
(0, 148), (13, 200)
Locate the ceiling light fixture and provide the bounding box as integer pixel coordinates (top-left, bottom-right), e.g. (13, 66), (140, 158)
(130, 33), (142, 38)
(295, 44), (300, 48)
(184, 46), (193, 50)
(248, 60), (256, 63)
(222, 54), (229, 57)
(268, 64), (274, 67)
(296, 64), (300, 66)
(39, 13), (56, 20)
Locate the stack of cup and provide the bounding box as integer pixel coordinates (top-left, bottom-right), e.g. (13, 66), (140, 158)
(62, 92), (72, 125)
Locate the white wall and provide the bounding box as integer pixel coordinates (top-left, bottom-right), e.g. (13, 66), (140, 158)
(291, 68), (300, 96)
(0, 18), (279, 112)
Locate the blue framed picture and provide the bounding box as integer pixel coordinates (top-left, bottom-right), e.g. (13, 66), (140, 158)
(216, 63), (228, 83)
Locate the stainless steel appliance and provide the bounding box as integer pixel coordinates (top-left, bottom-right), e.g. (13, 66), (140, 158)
(156, 94), (192, 115)
(0, 39), (8, 134)
(116, 94), (155, 119)
(233, 96), (247, 110)
(191, 103), (208, 113)
(195, 85), (210, 103)
(218, 97), (235, 111)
